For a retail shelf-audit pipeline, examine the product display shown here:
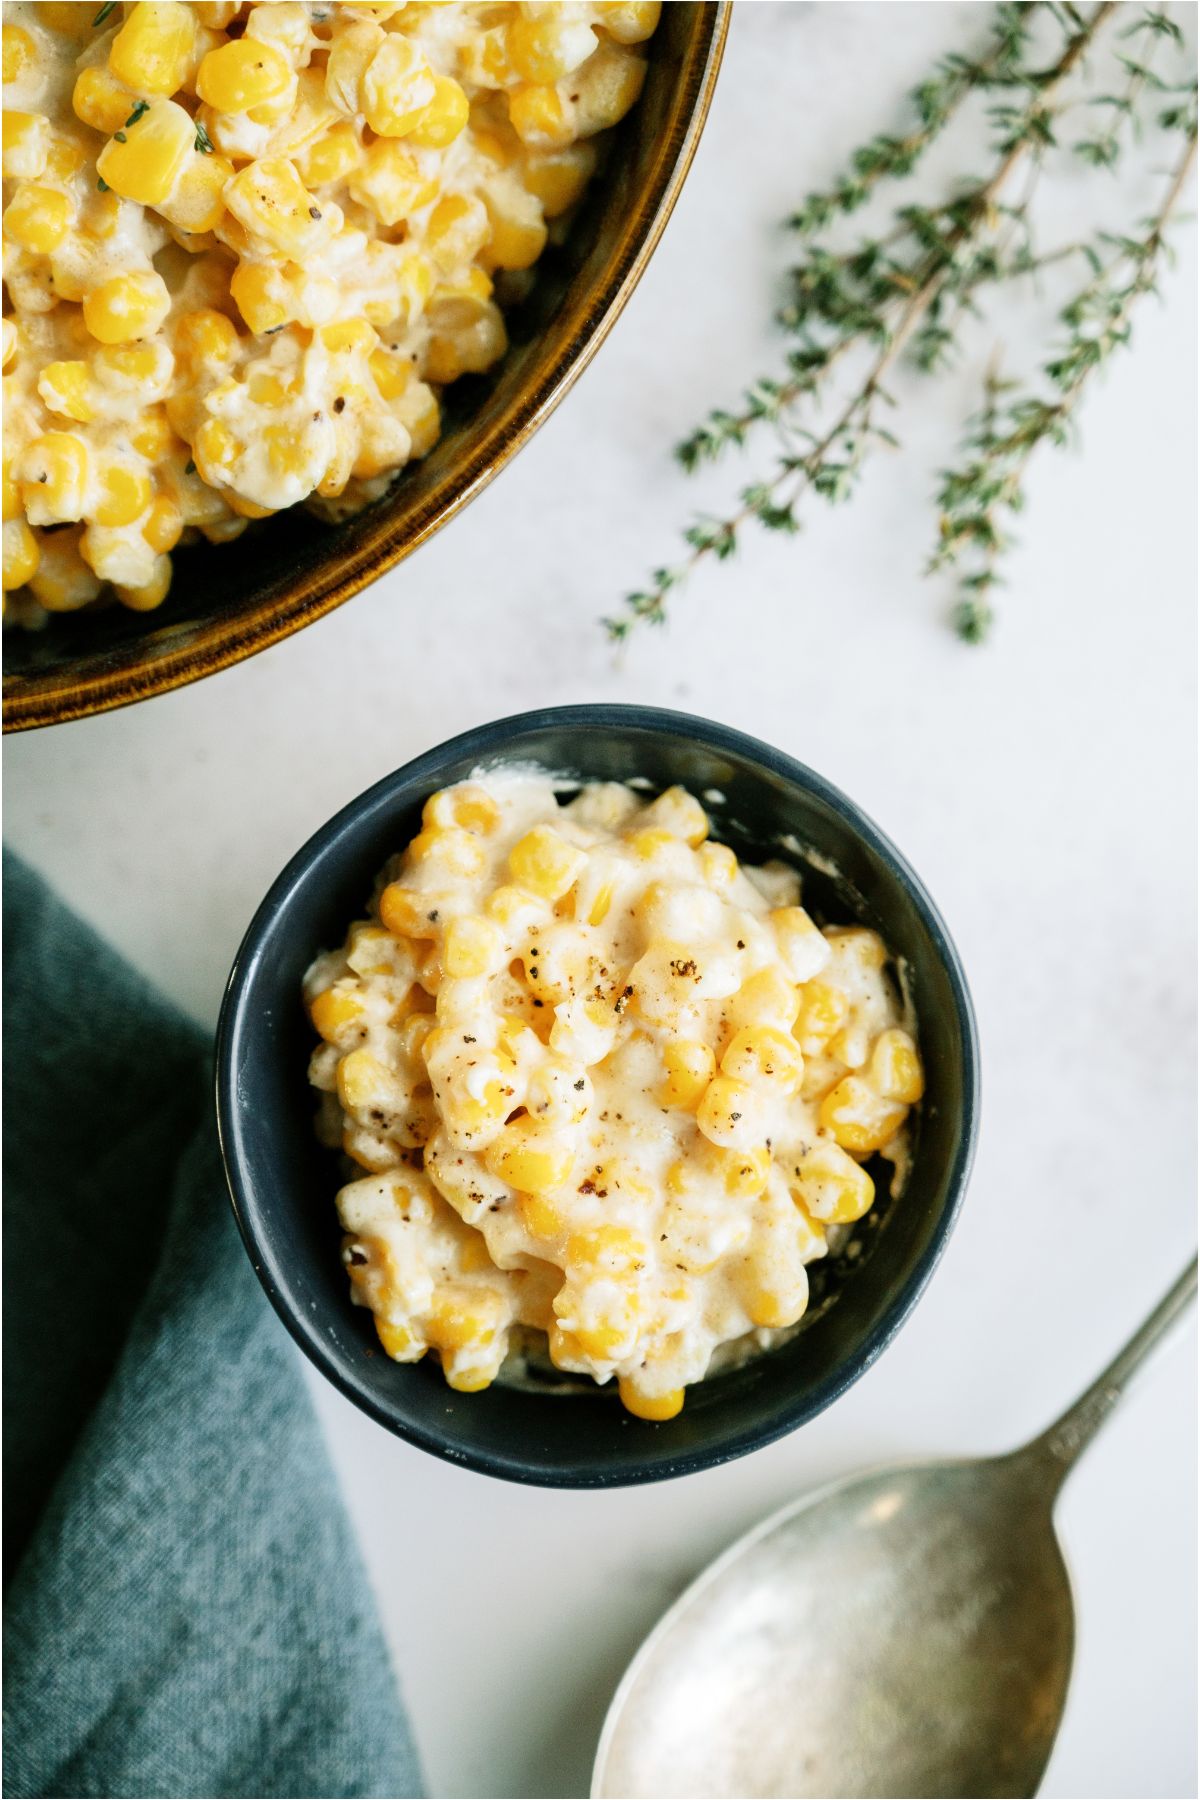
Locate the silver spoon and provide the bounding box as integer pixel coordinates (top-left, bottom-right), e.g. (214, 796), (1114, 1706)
(593, 1258), (1196, 1800)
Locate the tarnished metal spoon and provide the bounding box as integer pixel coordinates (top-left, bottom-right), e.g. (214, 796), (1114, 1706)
(593, 1259), (1196, 1800)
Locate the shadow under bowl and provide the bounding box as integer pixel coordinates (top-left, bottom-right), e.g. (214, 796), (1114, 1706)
(216, 705), (979, 1487)
(4, 3), (729, 732)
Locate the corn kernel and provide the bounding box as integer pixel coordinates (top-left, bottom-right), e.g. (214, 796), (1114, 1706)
(506, 15), (595, 84)
(2, 112), (50, 180)
(483, 1117), (574, 1195)
(376, 1317), (424, 1361)
(406, 74), (469, 149)
(508, 825), (585, 901)
(97, 97), (195, 205)
(379, 883), (443, 940)
(508, 83), (574, 151)
(2, 24), (36, 85)
(721, 1026), (804, 1094)
(83, 269), (170, 344)
(160, 150), (233, 233)
(425, 191), (490, 274)
(407, 825), (486, 880)
(362, 35), (436, 137)
(518, 1192), (563, 1239)
(794, 979), (849, 1053)
(819, 1075), (906, 1155)
(20, 433), (89, 525)
(115, 557), (172, 611)
(771, 907), (830, 983)
(349, 139), (437, 228)
(320, 318), (376, 356)
(224, 157), (327, 258)
(442, 915), (503, 979)
(728, 967), (800, 1034)
(695, 1073), (765, 1151)
(72, 66), (135, 135)
(867, 1028), (924, 1105)
(565, 1224), (647, 1273)
(4, 186), (71, 255)
(482, 188), (547, 271)
(109, 3), (196, 97)
(659, 1038), (716, 1110)
(745, 1283), (808, 1331)
(2, 518), (40, 591)
(37, 1), (96, 32)
(1, 456), (19, 519)
(597, 1), (662, 44)
(91, 462), (152, 527)
(715, 1143), (771, 1199)
(791, 1140), (875, 1225)
(38, 361), (94, 424)
(142, 493), (183, 553)
(617, 1377), (684, 1422)
(28, 524), (102, 611)
(296, 120), (361, 187)
(197, 37), (292, 112)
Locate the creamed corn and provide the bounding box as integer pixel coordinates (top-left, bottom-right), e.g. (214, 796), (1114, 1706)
(305, 772), (924, 1421)
(2, 0), (658, 622)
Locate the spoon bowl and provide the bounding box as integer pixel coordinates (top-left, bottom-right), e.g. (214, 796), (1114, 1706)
(594, 1261), (1196, 1799)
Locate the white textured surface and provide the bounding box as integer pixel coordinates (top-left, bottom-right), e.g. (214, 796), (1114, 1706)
(5, 6), (1197, 1798)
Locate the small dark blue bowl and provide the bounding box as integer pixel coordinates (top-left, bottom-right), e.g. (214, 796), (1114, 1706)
(216, 706), (978, 1487)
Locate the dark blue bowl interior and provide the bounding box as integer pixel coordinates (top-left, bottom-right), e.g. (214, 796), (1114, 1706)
(217, 707), (978, 1486)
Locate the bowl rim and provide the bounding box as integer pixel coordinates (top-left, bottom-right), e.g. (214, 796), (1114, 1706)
(4, 4), (731, 734)
(216, 704), (980, 1487)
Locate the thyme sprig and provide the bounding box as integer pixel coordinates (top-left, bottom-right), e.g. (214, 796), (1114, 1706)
(609, 2), (1195, 644)
(934, 117), (1197, 639)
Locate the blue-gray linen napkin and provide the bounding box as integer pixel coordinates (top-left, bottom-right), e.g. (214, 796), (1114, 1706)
(3, 851), (423, 1800)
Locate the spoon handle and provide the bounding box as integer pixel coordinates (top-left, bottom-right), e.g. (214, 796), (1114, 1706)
(1016, 1256), (1197, 1495)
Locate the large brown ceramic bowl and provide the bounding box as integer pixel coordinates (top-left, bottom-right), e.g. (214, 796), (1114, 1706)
(4, 3), (728, 733)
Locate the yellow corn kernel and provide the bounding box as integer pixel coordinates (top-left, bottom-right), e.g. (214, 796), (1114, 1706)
(791, 1140), (875, 1225)
(20, 434), (89, 525)
(794, 979), (849, 1052)
(508, 83), (574, 151)
(37, 361), (94, 424)
(573, 39), (646, 134)
(442, 915), (503, 980)
(196, 36), (292, 112)
(92, 463), (152, 527)
(362, 35), (436, 138)
(37, 1), (96, 31)
(336, 1047), (398, 1114)
(1, 457), (19, 519)
(506, 14), (592, 83)
(819, 1075), (907, 1156)
(518, 1192), (564, 1240)
(83, 270), (170, 345)
(659, 1038), (716, 1110)
(721, 1026), (804, 1094)
(364, 349), (409, 403)
(109, 2), (195, 97)
(175, 306), (240, 368)
(126, 407), (172, 461)
(226, 264), (292, 335)
(115, 556), (172, 612)
(2, 24), (35, 84)
(423, 784), (501, 836)
(728, 967), (801, 1034)
(745, 1286), (807, 1331)
(72, 66), (135, 134)
(521, 144), (591, 218)
(481, 189), (546, 272)
(484, 1117), (574, 1195)
(426, 1286), (505, 1353)
(224, 158), (326, 258)
(376, 1316), (425, 1360)
(43, 134), (88, 181)
(97, 97), (194, 204)
(565, 1224), (647, 1273)
(379, 883), (443, 940)
(160, 150), (233, 234)
(2, 519), (39, 592)
(771, 907), (830, 983)
(407, 826), (486, 880)
(310, 985), (366, 1044)
(4, 186), (71, 255)
(867, 1028), (924, 1105)
(617, 1377), (683, 1422)
(424, 192), (490, 275)
(141, 493), (183, 554)
(320, 318), (375, 357)
(2, 112), (49, 180)
(508, 825), (585, 902)
(624, 827), (682, 863)
(296, 120), (361, 188)
(597, 1), (662, 43)
(715, 1143), (771, 1199)
(406, 74), (469, 149)
(348, 138), (437, 228)
(644, 785), (710, 846)
(563, 1317), (633, 1362)
(27, 525), (101, 612)
(826, 925), (888, 970)
(696, 1073), (764, 1151)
